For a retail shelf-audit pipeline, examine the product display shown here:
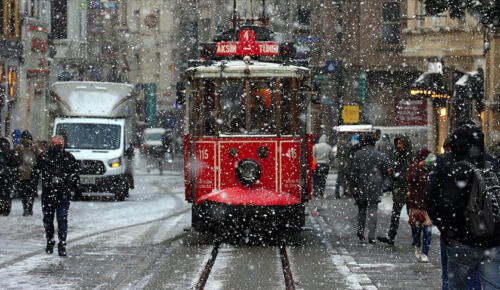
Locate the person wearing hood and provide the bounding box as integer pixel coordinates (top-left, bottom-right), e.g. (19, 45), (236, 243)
(0, 136), (18, 216)
(352, 134), (391, 243)
(424, 124), (500, 289)
(406, 148), (434, 263)
(378, 134), (414, 246)
(313, 134), (334, 198)
(35, 136), (79, 256)
(13, 130), (40, 216)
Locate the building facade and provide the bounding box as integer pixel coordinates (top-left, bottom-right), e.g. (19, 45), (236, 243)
(310, 1), (416, 139)
(404, 0), (491, 152)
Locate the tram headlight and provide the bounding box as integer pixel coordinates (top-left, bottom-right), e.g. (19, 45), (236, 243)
(235, 159), (262, 186)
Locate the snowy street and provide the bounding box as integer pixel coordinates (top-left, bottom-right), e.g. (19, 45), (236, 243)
(0, 162), (445, 289)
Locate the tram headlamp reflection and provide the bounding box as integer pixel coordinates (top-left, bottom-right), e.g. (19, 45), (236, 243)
(235, 159), (262, 186)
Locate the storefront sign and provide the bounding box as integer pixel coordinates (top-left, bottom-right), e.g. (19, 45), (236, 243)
(31, 38), (47, 52)
(216, 29), (279, 56)
(396, 99), (427, 126)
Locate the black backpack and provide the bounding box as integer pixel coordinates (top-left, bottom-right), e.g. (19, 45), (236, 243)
(459, 161), (500, 242)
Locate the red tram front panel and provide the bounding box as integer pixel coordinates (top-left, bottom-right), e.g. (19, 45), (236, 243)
(219, 139), (278, 191)
(186, 137), (308, 206)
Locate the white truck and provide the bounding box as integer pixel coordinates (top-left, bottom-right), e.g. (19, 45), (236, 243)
(50, 81), (136, 201)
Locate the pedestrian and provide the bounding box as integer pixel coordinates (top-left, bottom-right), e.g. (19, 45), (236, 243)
(0, 136), (18, 216)
(352, 134), (391, 244)
(343, 134), (362, 198)
(406, 148), (434, 262)
(35, 136), (79, 256)
(378, 134), (413, 246)
(14, 130), (39, 216)
(312, 134), (334, 198)
(425, 124), (500, 289)
(334, 136), (351, 198)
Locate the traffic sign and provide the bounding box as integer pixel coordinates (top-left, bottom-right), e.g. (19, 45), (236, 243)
(324, 61), (336, 73)
(342, 105), (359, 124)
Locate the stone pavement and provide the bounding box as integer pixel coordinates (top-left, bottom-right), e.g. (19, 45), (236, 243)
(308, 172), (443, 289)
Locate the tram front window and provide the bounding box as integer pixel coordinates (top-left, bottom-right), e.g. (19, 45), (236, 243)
(220, 82), (245, 134)
(219, 81), (276, 135)
(249, 86), (275, 134)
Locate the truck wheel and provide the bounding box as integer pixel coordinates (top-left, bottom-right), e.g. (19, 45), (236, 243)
(115, 185), (128, 201)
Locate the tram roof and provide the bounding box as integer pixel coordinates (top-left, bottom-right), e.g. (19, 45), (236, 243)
(186, 60), (310, 79)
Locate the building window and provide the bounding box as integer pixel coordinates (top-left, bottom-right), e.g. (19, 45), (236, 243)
(25, 0), (38, 18)
(2, 0), (19, 38)
(381, 2), (400, 44)
(297, 6), (310, 25)
(51, 0), (67, 39)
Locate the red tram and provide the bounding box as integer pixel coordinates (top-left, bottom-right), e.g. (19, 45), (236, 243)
(183, 25), (313, 232)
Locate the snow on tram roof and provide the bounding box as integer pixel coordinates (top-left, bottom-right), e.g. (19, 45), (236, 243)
(186, 60), (310, 78)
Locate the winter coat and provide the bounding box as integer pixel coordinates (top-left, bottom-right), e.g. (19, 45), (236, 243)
(352, 144), (391, 203)
(392, 134), (413, 203)
(14, 139), (38, 180)
(313, 135), (334, 165)
(406, 148), (430, 210)
(35, 148), (79, 201)
(424, 124), (500, 247)
(0, 137), (18, 194)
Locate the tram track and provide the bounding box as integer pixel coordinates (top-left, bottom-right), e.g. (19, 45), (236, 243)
(194, 242), (296, 290)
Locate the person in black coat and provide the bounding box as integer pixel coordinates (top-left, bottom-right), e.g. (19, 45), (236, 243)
(0, 136), (18, 216)
(35, 136), (79, 256)
(424, 124), (500, 289)
(352, 134), (391, 243)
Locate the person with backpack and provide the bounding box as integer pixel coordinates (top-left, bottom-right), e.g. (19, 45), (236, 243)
(424, 124), (500, 289)
(0, 136), (18, 216)
(35, 136), (79, 256)
(14, 130), (39, 216)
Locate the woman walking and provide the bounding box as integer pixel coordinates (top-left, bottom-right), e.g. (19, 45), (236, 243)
(406, 148), (434, 262)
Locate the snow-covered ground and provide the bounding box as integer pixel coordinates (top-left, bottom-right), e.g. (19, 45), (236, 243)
(0, 154), (188, 289)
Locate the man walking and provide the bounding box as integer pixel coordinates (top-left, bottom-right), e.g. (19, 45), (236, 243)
(36, 136), (79, 256)
(352, 134), (391, 243)
(313, 134), (334, 198)
(425, 124), (500, 289)
(378, 134), (413, 245)
(14, 130), (39, 216)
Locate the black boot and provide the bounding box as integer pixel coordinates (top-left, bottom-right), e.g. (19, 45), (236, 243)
(377, 236), (395, 246)
(45, 240), (55, 254)
(58, 242), (67, 256)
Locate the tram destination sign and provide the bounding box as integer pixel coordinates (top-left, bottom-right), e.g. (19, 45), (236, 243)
(216, 29), (279, 56)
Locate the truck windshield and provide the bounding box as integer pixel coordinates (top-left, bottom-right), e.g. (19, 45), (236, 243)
(56, 123), (121, 150)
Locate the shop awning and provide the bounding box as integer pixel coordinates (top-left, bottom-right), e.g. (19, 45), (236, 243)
(454, 68), (484, 100)
(410, 62), (450, 99)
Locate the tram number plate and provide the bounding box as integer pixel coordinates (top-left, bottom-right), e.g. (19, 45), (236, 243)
(81, 177), (95, 185)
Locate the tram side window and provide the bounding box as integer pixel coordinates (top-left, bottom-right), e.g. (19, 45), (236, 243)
(220, 82), (245, 134)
